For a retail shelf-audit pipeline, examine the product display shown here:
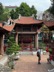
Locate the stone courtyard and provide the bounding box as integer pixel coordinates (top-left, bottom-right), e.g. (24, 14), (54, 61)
(13, 54), (54, 72)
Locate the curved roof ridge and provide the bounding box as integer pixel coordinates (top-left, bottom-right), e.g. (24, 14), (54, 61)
(13, 16), (43, 25)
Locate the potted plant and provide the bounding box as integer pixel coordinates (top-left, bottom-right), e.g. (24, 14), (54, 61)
(6, 36), (21, 55)
(5, 36), (21, 69)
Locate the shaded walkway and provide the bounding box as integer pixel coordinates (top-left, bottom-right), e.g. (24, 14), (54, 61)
(14, 54), (54, 72)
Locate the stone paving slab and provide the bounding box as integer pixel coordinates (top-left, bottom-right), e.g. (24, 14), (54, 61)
(14, 54), (54, 72)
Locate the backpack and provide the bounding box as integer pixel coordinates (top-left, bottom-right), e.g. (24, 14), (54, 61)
(37, 51), (40, 57)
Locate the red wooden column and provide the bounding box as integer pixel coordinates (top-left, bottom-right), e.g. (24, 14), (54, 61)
(1, 35), (5, 55)
(15, 32), (18, 44)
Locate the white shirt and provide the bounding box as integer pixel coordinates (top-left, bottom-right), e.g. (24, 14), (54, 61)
(37, 49), (41, 55)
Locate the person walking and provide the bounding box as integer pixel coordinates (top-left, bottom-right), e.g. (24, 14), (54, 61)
(37, 48), (41, 64)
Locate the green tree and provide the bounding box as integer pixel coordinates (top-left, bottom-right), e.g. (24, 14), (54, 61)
(4, 8), (9, 14)
(14, 7), (19, 19)
(48, 0), (54, 15)
(0, 3), (9, 22)
(31, 5), (37, 18)
(10, 2), (37, 19)
(0, 13), (9, 21)
(10, 9), (16, 19)
(19, 2), (31, 16)
(0, 2), (4, 15)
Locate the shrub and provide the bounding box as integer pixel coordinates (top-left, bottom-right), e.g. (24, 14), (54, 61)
(0, 64), (12, 72)
(6, 36), (21, 55)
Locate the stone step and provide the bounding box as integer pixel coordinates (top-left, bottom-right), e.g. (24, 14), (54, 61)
(18, 51), (33, 55)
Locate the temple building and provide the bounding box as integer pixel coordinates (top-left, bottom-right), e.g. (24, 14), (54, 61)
(12, 16), (43, 51)
(0, 15), (44, 54)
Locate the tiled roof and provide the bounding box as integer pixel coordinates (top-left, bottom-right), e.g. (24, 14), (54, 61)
(0, 23), (15, 32)
(0, 23), (9, 33)
(3, 24), (15, 32)
(44, 21), (54, 27)
(14, 16), (43, 25)
(0, 16), (54, 32)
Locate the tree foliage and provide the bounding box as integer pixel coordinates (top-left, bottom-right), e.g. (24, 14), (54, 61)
(0, 3), (9, 22)
(31, 5), (37, 18)
(4, 8), (9, 14)
(48, 0), (54, 15)
(19, 2), (31, 16)
(10, 9), (16, 19)
(0, 2), (37, 20)
(0, 2), (4, 15)
(0, 13), (8, 22)
(10, 2), (37, 19)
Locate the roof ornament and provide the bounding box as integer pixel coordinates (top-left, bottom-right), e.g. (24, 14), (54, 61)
(32, 14), (35, 19)
(7, 17), (12, 25)
(18, 14), (21, 20)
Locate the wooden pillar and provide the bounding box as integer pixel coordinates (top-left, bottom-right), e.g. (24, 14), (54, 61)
(35, 34), (36, 50)
(21, 42), (24, 50)
(1, 35), (5, 55)
(36, 33), (38, 49)
(15, 32), (18, 44)
(35, 32), (38, 50)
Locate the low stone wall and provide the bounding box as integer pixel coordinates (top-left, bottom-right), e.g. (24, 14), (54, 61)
(0, 55), (8, 65)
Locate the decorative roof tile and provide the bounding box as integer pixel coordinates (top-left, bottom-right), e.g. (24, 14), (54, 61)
(14, 16), (43, 24)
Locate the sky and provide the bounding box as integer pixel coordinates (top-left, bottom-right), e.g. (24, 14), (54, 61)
(0, 0), (51, 12)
